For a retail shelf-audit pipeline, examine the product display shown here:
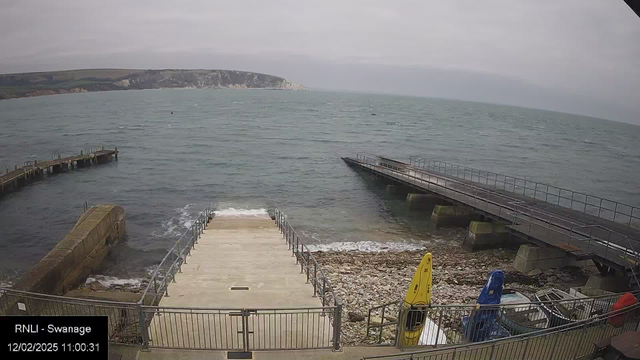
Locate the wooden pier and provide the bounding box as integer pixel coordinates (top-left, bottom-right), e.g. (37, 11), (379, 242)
(0, 147), (118, 195)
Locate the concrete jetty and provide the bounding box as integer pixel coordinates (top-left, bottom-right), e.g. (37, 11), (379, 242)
(344, 155), (640, 291)
(159, 214), (318, 308)
(0, 147), (118, 195)
(147, 212), (335, 351)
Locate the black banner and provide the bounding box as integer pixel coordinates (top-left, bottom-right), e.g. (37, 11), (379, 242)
(1, 316), (108, 359)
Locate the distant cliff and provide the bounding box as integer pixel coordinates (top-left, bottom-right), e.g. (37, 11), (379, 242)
(0, 69), (306, 100)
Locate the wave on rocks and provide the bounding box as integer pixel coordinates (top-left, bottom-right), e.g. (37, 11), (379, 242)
(307, 241), (427, 252)
(85, 275), (144, 289)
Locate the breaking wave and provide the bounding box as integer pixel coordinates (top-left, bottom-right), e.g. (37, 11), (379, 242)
(214, 208), (268, 217)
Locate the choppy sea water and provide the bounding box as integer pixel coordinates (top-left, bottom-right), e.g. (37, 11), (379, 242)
(0, 89), (639, 285)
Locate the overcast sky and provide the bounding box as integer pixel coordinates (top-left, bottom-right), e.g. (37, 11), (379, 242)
(1, 1), (639, 124)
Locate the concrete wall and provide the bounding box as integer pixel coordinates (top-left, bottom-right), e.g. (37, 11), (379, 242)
(12, 204), (126, 295)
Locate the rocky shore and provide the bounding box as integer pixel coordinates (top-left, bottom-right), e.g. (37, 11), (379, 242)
(313, 238), (597, 345)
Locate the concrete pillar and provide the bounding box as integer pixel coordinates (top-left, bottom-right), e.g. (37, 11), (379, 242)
(430, 205), (479, 228)
(385, 184), (409, 198)
(405, 193), (442, 211)
(462, 221), (509, 251)
(585, 274), (628, 293)
(513, 244), (590, 273)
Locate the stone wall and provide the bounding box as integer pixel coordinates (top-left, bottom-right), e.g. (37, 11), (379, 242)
(12, 204), (126, 295)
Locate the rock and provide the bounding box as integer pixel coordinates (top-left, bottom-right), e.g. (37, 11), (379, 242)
(87, 281), (106, 291)
(547, 276), (557, 283)
(348, 312), (366, 322)
(544, 268), (556, 275)
(369, 316), (383, 325)
(384, 315), (398, 322)
(528, 269), (543, 276)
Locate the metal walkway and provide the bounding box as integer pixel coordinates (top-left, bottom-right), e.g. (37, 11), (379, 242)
(343, 155), (640, 288)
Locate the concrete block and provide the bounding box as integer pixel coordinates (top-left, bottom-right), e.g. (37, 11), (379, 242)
(463, 221), (509, 251)
(513, 244), (573, 273)
(430, 205), (480, 228)
(385, 185), (397, 195)
(585, 274), (629, 293)
(405, 193), (442, 211)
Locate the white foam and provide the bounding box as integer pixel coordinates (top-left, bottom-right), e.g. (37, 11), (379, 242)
(85, 275), (144, 288)
(152, 203), (197, 238)
(214, 208), (268, 217)
(307, 241), (427, 252)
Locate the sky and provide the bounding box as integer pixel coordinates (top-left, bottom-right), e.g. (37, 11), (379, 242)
(1, 1), (639, 124)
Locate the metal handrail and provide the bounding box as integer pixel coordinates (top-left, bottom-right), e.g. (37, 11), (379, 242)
(273, 207), (342, 350)
(364, 301), (640, 359)
(408, 156), (639, 228)
(139, 203), (215, 305)
(369, 289), (639, 314)
(353, 155), (639, 277)
(273, 208), (340, 307)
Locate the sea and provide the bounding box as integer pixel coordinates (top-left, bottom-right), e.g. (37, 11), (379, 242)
(1, 89), (639, 287)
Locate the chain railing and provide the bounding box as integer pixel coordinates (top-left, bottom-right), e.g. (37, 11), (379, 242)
(408, 156), (640, 229)
(351, 155), (640, 285)
(363, 301), (640, 360)
(273, 207), (342, 350)
(139, 203), (215, 306)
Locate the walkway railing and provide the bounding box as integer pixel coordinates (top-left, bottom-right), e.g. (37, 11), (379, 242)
(351, 155), (640, 282)
(408, 156), (640, 229)
(139, 203), (215, 306)
(363, 301), (640, 360)
(273, 207), (342, 350)
(0, 287), (340, 351)
(366, 290), (640, 349)
(0, 205), (343, 351)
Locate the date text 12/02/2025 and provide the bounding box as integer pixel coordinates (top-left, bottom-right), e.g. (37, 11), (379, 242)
(1, 316), (108, 360)
(8, 342), (101, 353)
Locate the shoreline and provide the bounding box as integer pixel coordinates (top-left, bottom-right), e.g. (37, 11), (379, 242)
(314, 240), (597, 345)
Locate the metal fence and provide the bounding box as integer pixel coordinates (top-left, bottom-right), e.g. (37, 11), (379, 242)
(139, 203), (215, 306)
(408, 156), (640, 229)
(0, 205), (343, 352)
(352, 155), (640, 286)
(273, 208), (340, 309)
(0, 287), (145, 345)
(0, 287), (340, 351)
(367, 290), (638, 349)
(143, 305), (337, 351)
(364, 301), (640, 360)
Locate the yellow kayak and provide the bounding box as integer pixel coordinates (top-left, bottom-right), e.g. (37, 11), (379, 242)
(402, 252), (433, 346)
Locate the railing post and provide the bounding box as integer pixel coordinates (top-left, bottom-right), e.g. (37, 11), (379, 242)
(595, 199), (603, 218)
(322, 278), (326, 307)
(572, 321), (589, 359)
(434, 308), (443, 348)
(520, 338), (530, 360)
(313, 264), (317, 296)
(138, 305), (149, 350)
(333, 304), (342, 351)
(305, 251), (310, 281)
